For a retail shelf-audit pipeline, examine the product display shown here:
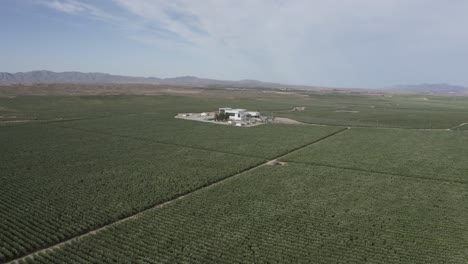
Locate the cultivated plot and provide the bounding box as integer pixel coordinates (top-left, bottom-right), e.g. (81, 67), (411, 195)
(275, 106), (468, 129)
(57, 113), (343, 159)
(0, 95), (299, 122)
(281, 128), (468, 182)
(0, 124), (265, 262)
(271, 92), (468, 129)
(29, 164), (468, 263)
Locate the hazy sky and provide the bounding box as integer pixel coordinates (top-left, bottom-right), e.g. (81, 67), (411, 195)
(2, 0), (468, 88)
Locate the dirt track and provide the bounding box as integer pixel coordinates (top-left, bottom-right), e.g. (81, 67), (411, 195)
(273, 117), (305, 125)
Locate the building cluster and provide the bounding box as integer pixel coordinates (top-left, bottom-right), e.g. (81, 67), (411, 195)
(218, 108), (260, 121)
(176, 107), (271, 127)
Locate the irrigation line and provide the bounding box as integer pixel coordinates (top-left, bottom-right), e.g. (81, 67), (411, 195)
(44, 122), (269, 160)
(275, 119), (455, 131)
(40, 115), (111, 124)
(284, 160), (466, 185)
(6, 127), (349, 264)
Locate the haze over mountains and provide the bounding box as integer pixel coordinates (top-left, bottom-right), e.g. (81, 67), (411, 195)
(1, 71), (467, 95)
(0, 70), (288, 89)
(389, 84), (468, 95)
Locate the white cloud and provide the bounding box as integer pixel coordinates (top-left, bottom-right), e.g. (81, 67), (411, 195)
(44, 0), (86, 14)
(41, 0), (468, 86)
(44, 0), (117, 22)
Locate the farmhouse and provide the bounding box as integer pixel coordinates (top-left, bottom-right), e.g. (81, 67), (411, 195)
(176, 107), (268, 127)
(219, 108), (246, 121)
(219, 107), (261, 121)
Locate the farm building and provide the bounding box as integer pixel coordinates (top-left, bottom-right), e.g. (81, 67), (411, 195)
(219, 107), (260, 121)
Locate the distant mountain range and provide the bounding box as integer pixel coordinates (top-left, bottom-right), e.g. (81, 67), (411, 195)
(1, 71), (467, 95)
(389, 83), (468, 95)
(0, 70), (290, 89)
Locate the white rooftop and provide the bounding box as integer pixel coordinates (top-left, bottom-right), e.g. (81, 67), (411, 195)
(226, 108), (246, 112)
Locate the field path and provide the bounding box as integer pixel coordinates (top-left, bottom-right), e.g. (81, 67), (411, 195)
(451, 122), (468, 130)
(7, 128), (349, 264)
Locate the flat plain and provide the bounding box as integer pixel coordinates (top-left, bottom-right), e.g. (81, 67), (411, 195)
(1, 85), (467, 263)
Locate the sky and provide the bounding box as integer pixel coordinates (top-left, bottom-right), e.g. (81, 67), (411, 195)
(1, 0), (468, 88)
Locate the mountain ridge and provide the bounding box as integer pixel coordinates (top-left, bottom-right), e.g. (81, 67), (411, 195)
(0, 70), (292, 89)
(389, 83), (468, 95)
(1, 71), (467, 95)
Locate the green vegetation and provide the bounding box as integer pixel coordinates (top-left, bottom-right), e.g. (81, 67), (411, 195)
(32, 164), (468, 263)
(273, 93), (468, 129)
(58, 113), (341, 159)
(215, 112), (229, 121)
(1, 89), (467, 263)
(0, 124), (265, 262)
(281, 128), (468, 182)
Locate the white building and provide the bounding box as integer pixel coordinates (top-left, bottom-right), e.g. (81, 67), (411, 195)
(219, 107), (247, 121)
(226, 108), (247, 121)
(246, 111), (260, 118)
(219, 107), (261, 121)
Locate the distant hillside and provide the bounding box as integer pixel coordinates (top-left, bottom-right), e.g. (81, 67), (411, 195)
(390, 84), (468, 95)
(0, 70), (291, 88)
(3, 71), (467, 95)
(0, 71), (162, 84)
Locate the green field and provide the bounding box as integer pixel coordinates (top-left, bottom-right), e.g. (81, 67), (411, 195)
(34, 164), (468, 263)
(57, 113), (342, 159)
(273, 93), (468, 129)
(281, 128), (468, 183)
(0, 124), (266, 261)
(1, 87), (467, 263)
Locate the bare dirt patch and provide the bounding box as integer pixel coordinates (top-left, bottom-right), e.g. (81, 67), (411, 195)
(273, 117), (304, 125)
(335, 110), (360, 113)
(263, 91), (309, 98)
(292, 106), (306, 111)
(163, 88), (201, 94)
(451, 122), (468, 130)
(0, 120), (33, 124)
(266, 160), (287, 166)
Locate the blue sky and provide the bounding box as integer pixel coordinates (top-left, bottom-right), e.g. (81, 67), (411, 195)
(1, 0), (468, 88)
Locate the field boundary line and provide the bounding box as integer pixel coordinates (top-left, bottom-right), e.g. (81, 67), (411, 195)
(44, 122), (347, 161)
(0, 116), (112, 130)
(284, 160), (466, 185)
(295, 121), (453, 131)
(6, 127), (349, 264)
(450, 122), (468, 130)
(44, 122), (269, 160)
(41, 112), (157, 125)
(40, 115), (111, 124)
(271, 114), (457, 131)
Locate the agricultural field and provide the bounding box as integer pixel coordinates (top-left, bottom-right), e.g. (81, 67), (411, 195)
(273, 93), (468, 129)
(20, 164), (468, 263)
(0, 124), (266, 261)
(281, 128), (468, 183)
(1, 86), (467, 263)
(57, 113), (342, 159)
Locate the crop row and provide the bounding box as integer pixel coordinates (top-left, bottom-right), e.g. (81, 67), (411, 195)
(274, 104), (468, 129)
(0, 124), (265, 262)
(281, 128), (468, 183)
(58, 112), (342, 159)
(24, 164), (468, 263)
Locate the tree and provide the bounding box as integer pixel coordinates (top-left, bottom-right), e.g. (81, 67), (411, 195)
(216, 112), (225, 121)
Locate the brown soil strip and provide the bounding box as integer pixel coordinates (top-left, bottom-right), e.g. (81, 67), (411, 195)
(273, 117), (305, 125)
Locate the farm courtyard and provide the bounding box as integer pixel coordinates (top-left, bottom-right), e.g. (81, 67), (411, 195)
(1, 86), (468, 263)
